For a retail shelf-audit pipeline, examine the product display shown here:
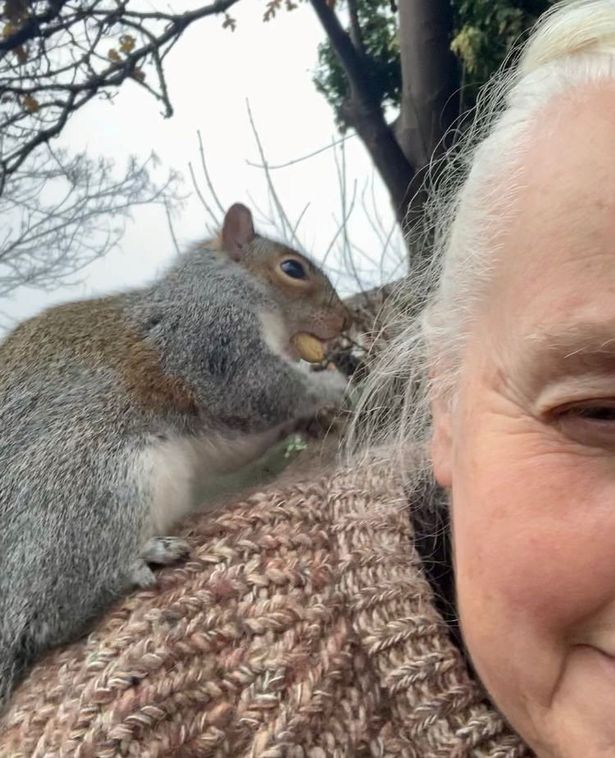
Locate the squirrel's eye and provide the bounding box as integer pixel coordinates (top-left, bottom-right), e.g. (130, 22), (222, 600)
(280, 259), (307, 280)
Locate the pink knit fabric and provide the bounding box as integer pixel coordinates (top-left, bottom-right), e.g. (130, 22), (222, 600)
(0, 465), (531, 757)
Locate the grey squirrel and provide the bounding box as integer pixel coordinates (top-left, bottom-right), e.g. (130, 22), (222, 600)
(0, 203), (350, 710)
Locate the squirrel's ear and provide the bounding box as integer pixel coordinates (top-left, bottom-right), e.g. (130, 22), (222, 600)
(221, 203), (255, 260)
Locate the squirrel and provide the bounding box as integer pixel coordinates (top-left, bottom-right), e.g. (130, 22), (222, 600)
(0, 202), (351, 710)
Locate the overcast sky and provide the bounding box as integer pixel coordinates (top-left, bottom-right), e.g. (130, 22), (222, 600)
(1, 1), (404, 330)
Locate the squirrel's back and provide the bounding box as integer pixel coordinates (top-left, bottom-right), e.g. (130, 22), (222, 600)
(0, 294), (199, 418)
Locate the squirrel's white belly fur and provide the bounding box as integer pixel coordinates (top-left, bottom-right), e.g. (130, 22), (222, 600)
(142, 429), (283, 535)
(139, 312), (306, 537)
(142, 310), (296, 535)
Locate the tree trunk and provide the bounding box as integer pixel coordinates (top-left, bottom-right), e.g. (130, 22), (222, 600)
(309, 0), (460, 253)
(309, 0), (415, 223)
(395, 0), (461, 168)
(395, 0), (461, 264)
(340, 96), (415, 223)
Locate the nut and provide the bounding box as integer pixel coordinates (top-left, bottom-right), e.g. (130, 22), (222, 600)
(292, 333), (325, 363)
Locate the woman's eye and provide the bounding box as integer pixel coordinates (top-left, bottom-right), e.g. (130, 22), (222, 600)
(553, 402), (615, 446)
(280, 259), (307, 280)
(558, 405), (615, 422)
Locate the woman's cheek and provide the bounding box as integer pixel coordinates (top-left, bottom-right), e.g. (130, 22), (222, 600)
(454, 426), (615, 645)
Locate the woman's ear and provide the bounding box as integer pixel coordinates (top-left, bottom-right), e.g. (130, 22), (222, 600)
(431, 395), (453, 488)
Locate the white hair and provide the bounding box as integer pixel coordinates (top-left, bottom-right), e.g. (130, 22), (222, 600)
(351, 0), (615, 495)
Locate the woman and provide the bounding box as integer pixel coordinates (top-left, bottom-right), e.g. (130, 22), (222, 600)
(1, 1), (614, 755)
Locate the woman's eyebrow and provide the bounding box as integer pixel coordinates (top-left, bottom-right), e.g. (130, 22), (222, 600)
(518, 323), (615, 384)
(526, 323), (615, 358)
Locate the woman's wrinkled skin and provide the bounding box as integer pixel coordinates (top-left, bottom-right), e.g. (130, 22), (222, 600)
(432, 84), (615, 758)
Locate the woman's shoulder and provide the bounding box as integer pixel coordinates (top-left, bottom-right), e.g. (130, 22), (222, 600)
(0, 463), (528, 756)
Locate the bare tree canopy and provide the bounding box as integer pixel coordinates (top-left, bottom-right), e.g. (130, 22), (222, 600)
(0, 145), (179, 297)
(0, 0), (241, 300)
(0, 0), (239, 193)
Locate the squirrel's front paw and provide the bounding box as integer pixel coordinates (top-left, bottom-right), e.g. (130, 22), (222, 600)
(141, 536), (191, 565)
(128, 537), (190, 589)
(314, 369), (348, 409)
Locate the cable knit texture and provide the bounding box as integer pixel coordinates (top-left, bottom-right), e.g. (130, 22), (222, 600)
(0, 463), (531, 757)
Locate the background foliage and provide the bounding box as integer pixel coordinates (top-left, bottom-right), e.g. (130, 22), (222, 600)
(314, 0), (556, 129)
(314, 0), (400, 131)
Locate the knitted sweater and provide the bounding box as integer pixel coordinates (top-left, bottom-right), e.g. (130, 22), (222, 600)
(0, 464), (531, 757)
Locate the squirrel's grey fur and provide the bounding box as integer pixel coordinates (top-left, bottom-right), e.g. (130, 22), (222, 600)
(0, 204), (349, 710)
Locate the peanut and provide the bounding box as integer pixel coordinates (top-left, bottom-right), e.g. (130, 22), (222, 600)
(292, 333), (325, 363)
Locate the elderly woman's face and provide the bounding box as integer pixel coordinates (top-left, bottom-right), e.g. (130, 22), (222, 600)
(432, 85), (615, 757)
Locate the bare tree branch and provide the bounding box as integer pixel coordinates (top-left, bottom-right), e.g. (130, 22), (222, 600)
(0, 0), (240, 193)
(246, 99), (297, 244)
(164, 197), (182, 257)
(0, 144), (182, 296)
(308, 0), (414, 223)
(246, 129), (354, 170)
(189, 160), (220, 234)
(196, 129), (226, 218)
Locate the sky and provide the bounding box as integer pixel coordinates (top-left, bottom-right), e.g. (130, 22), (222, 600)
(0, 1), (405, 330)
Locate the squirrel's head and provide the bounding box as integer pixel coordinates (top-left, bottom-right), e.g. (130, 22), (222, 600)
(217, 203), (351, 354)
